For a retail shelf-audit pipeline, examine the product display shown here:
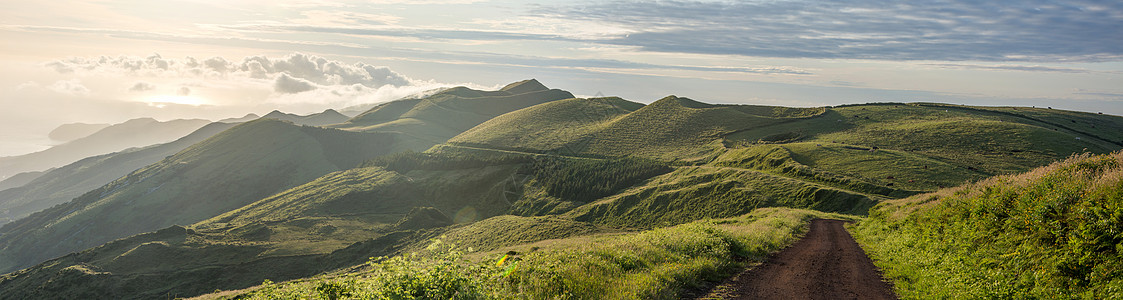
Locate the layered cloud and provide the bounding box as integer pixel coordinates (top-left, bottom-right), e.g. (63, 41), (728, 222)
(544, 0), (1123, 62)
(24, 53), (486, 122)
(45, 53), (415, 94)
(48, 79), (90, 96)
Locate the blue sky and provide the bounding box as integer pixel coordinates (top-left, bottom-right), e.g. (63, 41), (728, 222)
(1, 0), (1121, 155)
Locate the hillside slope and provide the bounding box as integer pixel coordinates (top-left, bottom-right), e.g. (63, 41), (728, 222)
(853, 151), (1123, 298)
(333, 79), (575, 143)
(0, 156), (533, 298)
(455, 100), (1122, 182)
(0, 118), (211, 180)
(0, 119), (398, 273)
(0, 122), (238, 225)
(451, 96), (825, 160)
(0, 80), (576, 275)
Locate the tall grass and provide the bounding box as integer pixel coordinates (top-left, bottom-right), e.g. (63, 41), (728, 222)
(224, 208), (854, 299)
(852, 152), (1123, 299)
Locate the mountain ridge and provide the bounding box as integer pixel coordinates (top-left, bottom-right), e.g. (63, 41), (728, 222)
(0, 118), (212, 180)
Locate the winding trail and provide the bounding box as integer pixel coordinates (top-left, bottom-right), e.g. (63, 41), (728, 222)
(696, 219), (896, 300)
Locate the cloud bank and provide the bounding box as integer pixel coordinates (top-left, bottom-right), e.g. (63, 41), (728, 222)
(46, 53), (415, 94)
(26, 53), (487, 124)
(547, 0), (1123, 62)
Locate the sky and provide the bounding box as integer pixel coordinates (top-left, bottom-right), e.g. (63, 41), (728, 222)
(2, 0), (1122, 156)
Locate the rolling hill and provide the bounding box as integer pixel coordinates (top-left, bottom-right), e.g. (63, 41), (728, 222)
(0, 122), (239, 225)
(0, 80), (576, 275)
(331, 79), (575, 142)
(0, 109), (360, 225)
(0, 119), (400, 273)
(0, 118), (212, 180)
(1, 88), (1121, 299)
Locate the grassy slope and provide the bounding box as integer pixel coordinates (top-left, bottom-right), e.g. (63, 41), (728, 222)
(566, 166), (876, 228)
(207, 208), (856, 300)
(449, 97), (645, 154)
(454, 101), (1122, 219)
(0, 80), (574, 274)
(0, 157), (544, 299)
(452, 95), (825, 161)
(852, 151), (1123, 299)
(0, 122), (238, 225)
(333, 79), (575, 144)
(0, 119), (398, 274)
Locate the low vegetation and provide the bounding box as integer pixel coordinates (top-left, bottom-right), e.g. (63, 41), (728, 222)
(528, 156), (672, 203)
(852, 151), (1123, 299)
(216, 208), (856, 300)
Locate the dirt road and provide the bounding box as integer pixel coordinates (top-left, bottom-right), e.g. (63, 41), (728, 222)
(696, 219), (896, 299)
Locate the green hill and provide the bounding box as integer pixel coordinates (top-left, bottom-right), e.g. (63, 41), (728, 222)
(455, 100), (1122, 181)
(0, 119), (398, 273)
(0, 80), (575, 274)
(852, 151), (1123, 298)
(0, 122), (238, 225)
(333, 79), (575, 143)
(451, 95), (826, 161)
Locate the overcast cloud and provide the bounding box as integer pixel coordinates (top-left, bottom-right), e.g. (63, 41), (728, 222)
(550, 0), (1123, 62)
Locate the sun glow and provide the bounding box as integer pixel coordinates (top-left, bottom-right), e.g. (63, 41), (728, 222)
(143, 95), (207, 107)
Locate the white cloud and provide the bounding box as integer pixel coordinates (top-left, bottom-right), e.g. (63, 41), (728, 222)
(28, 53), (484, 119)
(129, 82), (155, 92)
(274, 73), (318, 94)
(293, 10), (402, 27)
(48, 79), (90, 96)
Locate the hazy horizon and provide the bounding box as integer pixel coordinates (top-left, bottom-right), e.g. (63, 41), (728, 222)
(3, 0), (1122, 157)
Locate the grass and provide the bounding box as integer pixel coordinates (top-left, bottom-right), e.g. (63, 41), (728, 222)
(566, 166), (877, 228)
(333, 82), (574, 143)
(851, 151), (1123, 299)
(213, 208), (857, 300)
(452, 96), (826, 162)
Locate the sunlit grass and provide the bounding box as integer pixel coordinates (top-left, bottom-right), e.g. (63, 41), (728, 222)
(218, 208), (857, 299)
(852, 151), (1123, 299)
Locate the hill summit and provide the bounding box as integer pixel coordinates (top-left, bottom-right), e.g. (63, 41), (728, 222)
(499, 78), (549, 94)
